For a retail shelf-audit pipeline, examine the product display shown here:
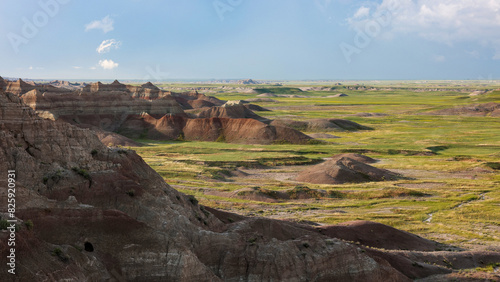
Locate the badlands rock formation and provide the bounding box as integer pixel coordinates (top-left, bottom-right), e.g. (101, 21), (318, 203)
(0, 88), (405, 281)
(427, 102), (500, 117)
(1, 88), (498, 281)
(271, 118), (373, 132)
(296, 155), (400, 184)
(1, 79), (311, 145)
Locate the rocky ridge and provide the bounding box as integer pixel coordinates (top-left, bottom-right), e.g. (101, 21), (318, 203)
(2, 79), (311, 145)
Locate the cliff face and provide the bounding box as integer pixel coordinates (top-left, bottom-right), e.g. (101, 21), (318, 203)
(0, 89), (411, 281)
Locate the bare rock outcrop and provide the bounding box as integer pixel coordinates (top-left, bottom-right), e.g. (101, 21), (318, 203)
(18, 84), (184, 132)
(296, 156), (400, 184)
(170, 90), (225, 109)
(3, 79), (335, 145)
(118, 114), (312, 144)
(427, 102), (500, 117)
(271, 118), (373, 132)
(330, 153), (378, 164)
(197, 102), (268, 122)
(317, 221), (438, 251)
(48, 80), (87, 90)
(237, 78), (258, 84)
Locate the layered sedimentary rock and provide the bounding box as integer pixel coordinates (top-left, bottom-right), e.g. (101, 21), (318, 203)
(197, 102), (269, 122)
(0, 88), (409, 281)
(426, 102), (500, 117)
(296, 156), (400, 184)
(1, 89), (498, 281)
(271, 118), (373, 132)
(2, 78), (69, 95)
(170, 90), (225, 109)
(118, 114), (312, 144)
(4, 79), (310, 145)
(19, 86), (184, 131)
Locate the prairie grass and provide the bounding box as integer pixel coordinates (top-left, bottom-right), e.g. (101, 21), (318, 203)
(132, 83), (500, 249)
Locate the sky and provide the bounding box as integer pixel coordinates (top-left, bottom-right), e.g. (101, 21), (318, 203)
(1, 0), (499, 81)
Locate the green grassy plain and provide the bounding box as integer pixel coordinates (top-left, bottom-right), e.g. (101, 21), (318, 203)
(132, 83), (500, 249)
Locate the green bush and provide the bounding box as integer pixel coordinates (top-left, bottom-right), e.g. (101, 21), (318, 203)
(485, 162), (500, 170)
(0, 219), (9, 230)
(72, 167), (91, 180)
(307, 139), (326, 145)
(176, 132), (185, 141)
(24, 220), (34, 230)
(216, 134), (226, 143)
(272, 140), (292, 145)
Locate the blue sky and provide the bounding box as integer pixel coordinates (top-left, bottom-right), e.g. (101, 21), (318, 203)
(1, 0), (499, 81)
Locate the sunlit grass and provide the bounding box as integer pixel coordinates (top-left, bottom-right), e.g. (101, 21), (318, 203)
(131, 86), (500, 248)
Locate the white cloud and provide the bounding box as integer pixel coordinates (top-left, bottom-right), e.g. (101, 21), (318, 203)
(29, 66), (33, 70)
(90, 66), (97, 70)
(73, 66), (82, 69)
(97, 39), (121, 54)
(348, 0), (500, 58)
(354, 6), (370, 19)
(433, 55), (446, 62)
(85, 16), (114, 33)
(98, 59), (119, 70)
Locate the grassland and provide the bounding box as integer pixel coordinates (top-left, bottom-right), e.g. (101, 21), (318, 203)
(132, 82), (500, 250)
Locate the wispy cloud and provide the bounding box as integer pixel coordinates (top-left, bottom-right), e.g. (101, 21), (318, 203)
(433, 55), (446, 62)
(97, 39), (121, 54)
(98, 59), (119, 70)
(348, 0), (500, 58)
(85, 16), (114, 33)
(353, 6), (370, 19)
(73, 66), (82, 69)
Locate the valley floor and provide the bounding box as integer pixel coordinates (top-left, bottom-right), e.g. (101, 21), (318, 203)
(133, 82), (500, 252)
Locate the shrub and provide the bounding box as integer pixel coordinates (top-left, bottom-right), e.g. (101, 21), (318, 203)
(176, 132), (185, 141)
(485, 162), (500, 170)
(52, 248), (62, 257)
(51, 248), (68, 262)
(0, 219), (9, 230)
(307, 139), (326, 145)
(272, 140), (292, 145)
(187, 195), (198, 205)
(216, 134), (226, 143)
(72, 167), (91, 180)
(24, 220), (34, 230)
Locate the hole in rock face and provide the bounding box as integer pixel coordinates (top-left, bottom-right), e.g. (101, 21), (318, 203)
(84, 242), (94, 252)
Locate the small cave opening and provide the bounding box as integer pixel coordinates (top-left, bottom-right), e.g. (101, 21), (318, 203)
(84, 241), (94, 252)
